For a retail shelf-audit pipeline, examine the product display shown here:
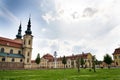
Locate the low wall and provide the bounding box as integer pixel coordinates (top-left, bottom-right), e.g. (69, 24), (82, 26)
(0, 62), (24, 69)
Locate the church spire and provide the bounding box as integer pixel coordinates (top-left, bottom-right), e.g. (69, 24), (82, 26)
(25, 17), (32, 35)
(16, 22), (22, 39)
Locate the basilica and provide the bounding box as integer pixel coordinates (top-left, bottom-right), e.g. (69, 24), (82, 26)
(0, 16), (119, 69)
(0, 18), (33, 69)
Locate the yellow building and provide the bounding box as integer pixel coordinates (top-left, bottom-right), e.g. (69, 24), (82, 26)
(113, 48), (120, 66)
(0, 18), (33, 69)
(31, 53), (93, 69)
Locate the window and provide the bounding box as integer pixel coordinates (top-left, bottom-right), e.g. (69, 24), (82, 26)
(20, 59), (23, 62)
(69, 65), (70, 68)
(2, 57), (5, 62)
(28, 52), (29, 56)
(27, 58), (29, 63)
(88, 60), (90, 63)
(11, 58), (15, 62)
(18, 50), (21, 54)
(114, 56), (117, 59)
(116, 62), (118, 65)
(1, 48), (4, 53)
(10, 49), (13, 54)
(28, 40), (31, 45)
(24, 40), (26, 45)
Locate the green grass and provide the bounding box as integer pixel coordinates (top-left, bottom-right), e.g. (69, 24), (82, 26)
(0, 68), (120, 80)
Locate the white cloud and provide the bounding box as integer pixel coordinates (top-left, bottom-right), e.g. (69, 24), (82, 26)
(82, 7), (97, 17)
(34, 0), (120, 60)
(42, 12), (55, 24)
(1, 0), (120, 60)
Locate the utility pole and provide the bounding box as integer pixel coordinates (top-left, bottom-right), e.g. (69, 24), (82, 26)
(54, 51), (57, 68)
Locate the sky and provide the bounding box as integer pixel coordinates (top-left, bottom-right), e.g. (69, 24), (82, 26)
(0, 0), (120, 60)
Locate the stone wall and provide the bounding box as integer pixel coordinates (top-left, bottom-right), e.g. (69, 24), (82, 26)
(0, 62), (24, 69)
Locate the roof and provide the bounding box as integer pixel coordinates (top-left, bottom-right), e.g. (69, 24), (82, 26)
(68, 53), (90, 59)
(42, 53), (54, 62)
(43, 53), (53, 58)
(0, 36), (22, 48)
(41, 53), (92, 62)
(113, 48), (120, 55)
(57, 53), (91, 61)
(0, 52), (24, 58)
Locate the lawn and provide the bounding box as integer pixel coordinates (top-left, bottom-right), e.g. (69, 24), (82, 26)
(0, 68), (120, 80)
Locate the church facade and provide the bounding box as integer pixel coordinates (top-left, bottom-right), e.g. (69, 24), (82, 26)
(0, 18), (33, 69)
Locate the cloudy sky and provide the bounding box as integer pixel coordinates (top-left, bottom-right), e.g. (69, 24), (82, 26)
(0, 0), (120, 60)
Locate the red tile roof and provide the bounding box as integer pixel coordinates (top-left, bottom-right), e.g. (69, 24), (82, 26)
(113, 48), (120, 55)
(32, 53), (91, 62)
(0, 36), (22, 48)
(57, 53), (90, 61)
(42, 53), (54, 62)
(70, 53), (89, 59)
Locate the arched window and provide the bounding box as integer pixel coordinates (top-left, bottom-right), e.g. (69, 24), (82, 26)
(20, 59), (23, 62)
(28, 40), (31, 45)
(11, 58), (15, 62)
(2, 57), (5, 62)
(18, 50), (21, 54)
(27, 58), (29, 63)
(116, 62), (118, 65)
(1, 48), (4, 53)
(28, 52), (29, 56)
(10, 49), (13, 54)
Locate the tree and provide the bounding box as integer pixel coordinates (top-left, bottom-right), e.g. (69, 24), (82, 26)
(76, 58), (80, 72)
(71, 60), (74, 68)
(103, 54), (112, 69)
(35, 53), (41, 64)
(80, 57), (85, 68)
(92, 55), (96, 72)
(95, 59), (102, 68)
(62, 56), (67, 69)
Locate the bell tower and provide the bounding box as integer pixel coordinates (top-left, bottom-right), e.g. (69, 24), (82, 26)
(15, 22), (22, 41)
(23, 17), (33, 69)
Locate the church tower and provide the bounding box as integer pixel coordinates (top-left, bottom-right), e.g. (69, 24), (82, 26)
(15, 23), (22, 41)
(23, 17), (33, 69)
